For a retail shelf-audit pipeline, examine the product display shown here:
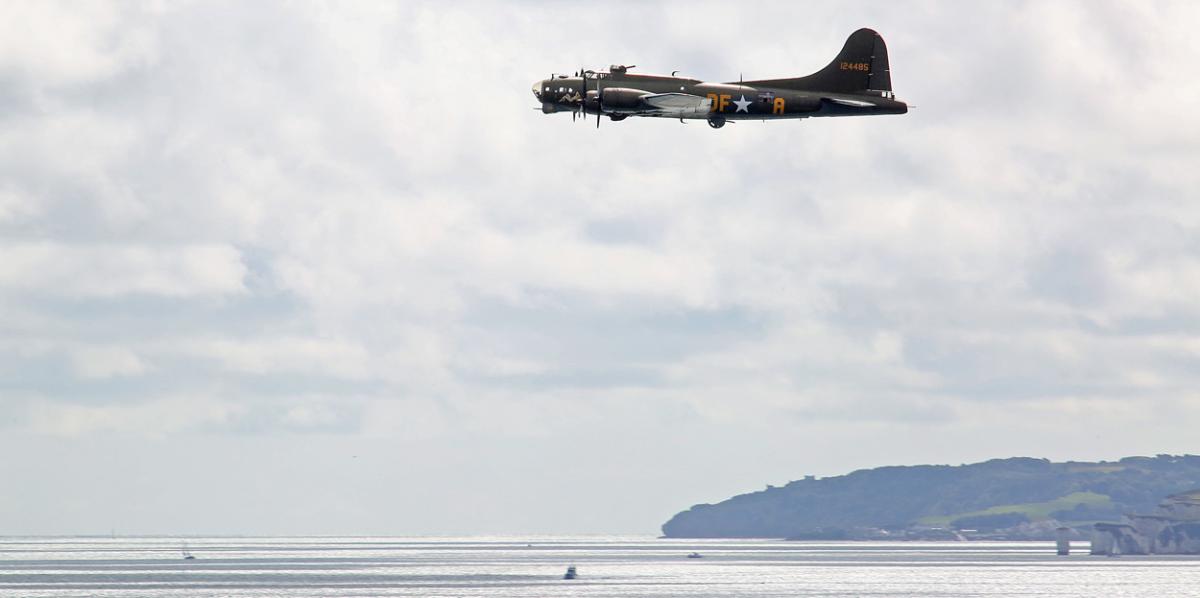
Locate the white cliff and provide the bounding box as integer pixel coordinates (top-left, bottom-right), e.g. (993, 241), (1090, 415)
(1091, 491), (1200, 555)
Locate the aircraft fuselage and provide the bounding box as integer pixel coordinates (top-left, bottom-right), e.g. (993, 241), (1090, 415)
(534, 72), (907, 120)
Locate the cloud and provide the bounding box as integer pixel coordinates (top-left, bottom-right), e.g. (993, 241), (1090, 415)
(27, 395), (241, 438)
(0, 2), (159, 88)
(0, 242), (246, 297)
(69, 345), (147, 379)
(2, 0), (1200, 534)
(181, 337), (371, 379)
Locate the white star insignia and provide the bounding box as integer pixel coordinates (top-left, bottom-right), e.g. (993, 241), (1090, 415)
(733, 94), (752, 113)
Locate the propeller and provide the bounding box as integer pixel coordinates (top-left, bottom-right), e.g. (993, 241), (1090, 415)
(596, 85), (603, 129)
(570, 65), (584, 122)
(593, 70), (606, 129)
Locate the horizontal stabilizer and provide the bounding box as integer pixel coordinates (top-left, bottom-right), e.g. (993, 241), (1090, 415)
(828, 98), (876, 107)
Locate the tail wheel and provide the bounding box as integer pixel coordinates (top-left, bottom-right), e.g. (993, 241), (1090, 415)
(707, 117), (726, 129)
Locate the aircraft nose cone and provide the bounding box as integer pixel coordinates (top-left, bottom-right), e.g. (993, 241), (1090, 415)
(531, 81), (542, 100)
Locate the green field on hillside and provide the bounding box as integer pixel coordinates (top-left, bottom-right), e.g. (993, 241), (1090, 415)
(917, 491), (1112, 526)
(662, 455), (1200, 538)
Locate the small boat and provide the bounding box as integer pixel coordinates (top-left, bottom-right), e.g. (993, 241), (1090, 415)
(563, 565), (577, 579)
(687, 552), (703, 559)
(181, 543), (196, 560)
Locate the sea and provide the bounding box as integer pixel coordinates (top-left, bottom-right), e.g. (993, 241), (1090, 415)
(2, 536), (1198, 597)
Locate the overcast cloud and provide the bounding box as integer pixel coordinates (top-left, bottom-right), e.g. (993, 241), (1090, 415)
(2, 0), (1199, 535)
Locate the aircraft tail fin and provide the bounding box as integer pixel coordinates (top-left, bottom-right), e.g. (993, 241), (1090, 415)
(744, 28), (892, 94)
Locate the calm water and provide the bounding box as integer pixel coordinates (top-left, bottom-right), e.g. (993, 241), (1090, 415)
(2, 536), (1199, 597)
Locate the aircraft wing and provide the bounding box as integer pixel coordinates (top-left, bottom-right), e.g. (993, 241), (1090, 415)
(642, 93), (711, 110)
(639, 93), (712, 116)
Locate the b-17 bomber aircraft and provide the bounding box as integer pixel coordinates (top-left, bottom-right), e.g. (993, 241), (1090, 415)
(532, 28), (907, 128)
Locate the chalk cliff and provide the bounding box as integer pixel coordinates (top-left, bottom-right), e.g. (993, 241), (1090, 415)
(1090, 491), (1200, 555)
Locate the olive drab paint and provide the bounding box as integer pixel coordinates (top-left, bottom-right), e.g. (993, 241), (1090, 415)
(531, 28), (907, 129)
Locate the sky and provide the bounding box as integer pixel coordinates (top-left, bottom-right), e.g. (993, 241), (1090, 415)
(2, 0), (1199, 536)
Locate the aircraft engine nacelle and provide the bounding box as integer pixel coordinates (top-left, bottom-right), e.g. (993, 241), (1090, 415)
(600, 87), (651, 110)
